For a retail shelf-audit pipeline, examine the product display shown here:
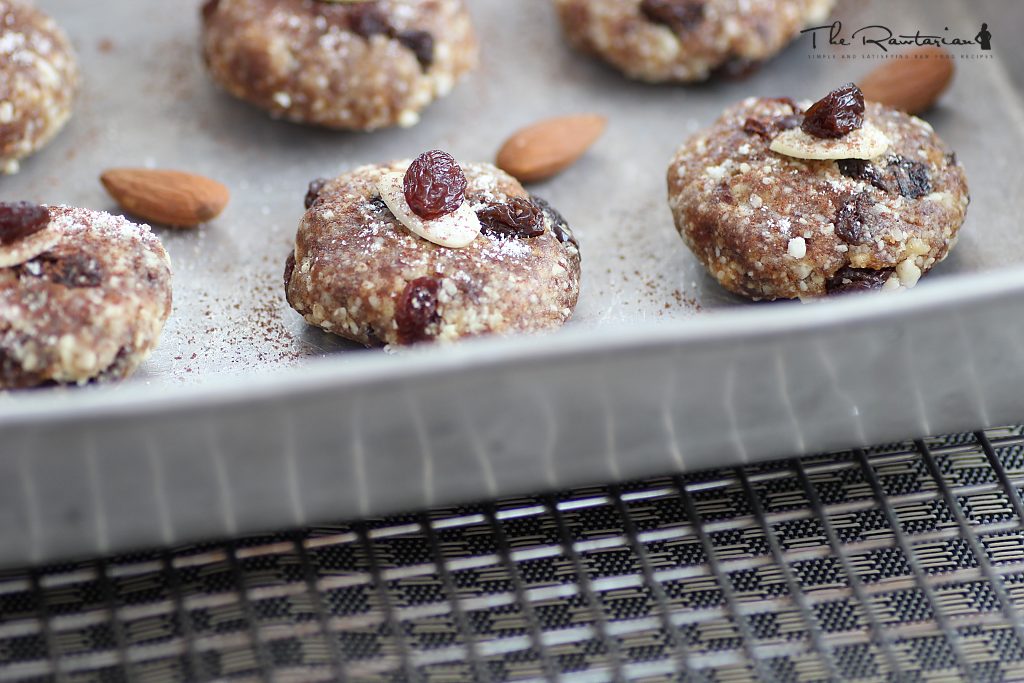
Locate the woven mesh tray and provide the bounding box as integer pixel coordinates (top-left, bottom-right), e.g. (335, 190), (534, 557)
(3, 426), (1024, 682)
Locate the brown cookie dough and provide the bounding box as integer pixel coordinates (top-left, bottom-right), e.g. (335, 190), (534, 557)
(0, 0), (79, 174)
(554, 0), (834, 83)
(668, 96), (969, 300)
(201, 0), (478, 130)
(286, 161), (582, 347)
(0, 205), (173, 389)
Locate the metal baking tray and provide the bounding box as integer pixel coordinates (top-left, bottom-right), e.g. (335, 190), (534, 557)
(1, 0), (1022, 568)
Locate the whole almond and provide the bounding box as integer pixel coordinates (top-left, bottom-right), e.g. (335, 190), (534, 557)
(859, 46), (954, 115)
(100, 168), (230, 228)
(497, 114), (607, 184)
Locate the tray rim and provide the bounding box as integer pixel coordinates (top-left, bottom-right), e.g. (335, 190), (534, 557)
(6, 0), (1024, 430)
(5, 259), (1024, 428)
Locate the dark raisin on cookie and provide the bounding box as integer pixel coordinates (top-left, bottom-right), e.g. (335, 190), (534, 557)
(341, 2), (433, 70)
(305, 178), (328, 209)
(367, 197), (389, 214)
(801, 83), (865, 139)
(826, 266), (894, 294)
(396, 276), (441, 344)
(0, 349), (46, 390)
(531, 195), (578, 249)
(477, 198), (545, 239)
(404, 150), (467, 220)
(396, 30), (434, 69)
(837, 159), (891, 192)
(743, 113), (801, 140)
(742, 98), (802, 138)
(365, 327), (386, 348)
(887, 155), (931, 199)
(742, 118), (772, 138)
(640, 0), (704, 33)
(837, 157), (931, 198)
(0, 202), (50, 246)
(283, 251), (296, 290)
(22, 253), (104, 288)
(834, 192), (876, 245)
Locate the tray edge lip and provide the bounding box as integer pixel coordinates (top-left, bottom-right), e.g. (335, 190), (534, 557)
(4, 260), (1024, 428)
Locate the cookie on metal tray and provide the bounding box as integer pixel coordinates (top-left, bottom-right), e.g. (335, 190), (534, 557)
(0, 0), (79, 174)
(200, 0), (478, 130)
(285, 151), (582, 347)
(667, 84), (969, 300)
(0, 204), (173, 388)
(553, 0), (834, 83)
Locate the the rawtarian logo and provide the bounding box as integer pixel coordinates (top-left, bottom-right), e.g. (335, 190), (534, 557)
(801, 20), (992, 53)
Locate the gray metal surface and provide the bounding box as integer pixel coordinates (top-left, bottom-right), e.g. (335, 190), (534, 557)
(3, 426), (1024, 682)
(2, 0), (1024, 566)
(1, 0), (1020, 382)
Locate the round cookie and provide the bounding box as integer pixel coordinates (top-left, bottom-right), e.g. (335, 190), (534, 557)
(0, 205), (173, 389)
(286, 160), (581, 347)
(0, 0), (79, 174)
(554, 0), (834, 83)
(667, 93), (969, 300)
(200, 0), (478, 130)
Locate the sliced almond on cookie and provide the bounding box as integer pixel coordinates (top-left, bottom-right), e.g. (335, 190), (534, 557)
(770, 122), (891, 161)
(0, 202), (61, 268)
(376, 172), (481, 248)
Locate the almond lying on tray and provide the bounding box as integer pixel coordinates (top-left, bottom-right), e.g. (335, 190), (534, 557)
(496, 114), (607, 184)
(859, 46), (955, 115)
(100, 168), (230, 228)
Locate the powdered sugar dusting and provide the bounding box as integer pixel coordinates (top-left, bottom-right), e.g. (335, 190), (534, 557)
(47, 205), (165, 254)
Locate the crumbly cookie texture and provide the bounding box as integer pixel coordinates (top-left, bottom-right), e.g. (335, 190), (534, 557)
(286, 162), (582, 347)
(201, 0), (478, 130)
(668, 98), (969, 300)
(0, 0), (79, 174)
(0, 207), (173, 388)
(554, 0), (834, 83)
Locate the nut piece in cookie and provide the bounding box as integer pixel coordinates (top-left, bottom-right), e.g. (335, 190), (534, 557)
(667, 86), (969, 300)
(554, 0), (835, 83)
(0, 0), (79, 174)
(200, 0), (479, 130)
(0, 204), (173, 389)
(285, 154), (582, 347)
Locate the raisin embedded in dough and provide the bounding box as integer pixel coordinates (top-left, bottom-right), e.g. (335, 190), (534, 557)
(554, 0), (835, 83)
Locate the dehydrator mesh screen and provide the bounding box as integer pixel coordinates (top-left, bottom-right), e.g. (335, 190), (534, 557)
(3, 427), (1024, 682)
